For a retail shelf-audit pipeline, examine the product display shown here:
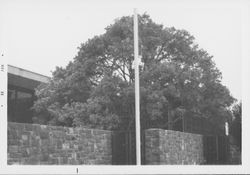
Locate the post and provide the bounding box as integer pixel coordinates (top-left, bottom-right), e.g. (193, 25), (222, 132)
(225, 122), (229, 136)
(133, 8), (141, 165)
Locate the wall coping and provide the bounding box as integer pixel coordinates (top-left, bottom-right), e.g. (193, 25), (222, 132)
(146, 128), (203, 137)
(146, 128), (166, 131)
(8, 122), (112, 133)
(164, 129), (203, 137)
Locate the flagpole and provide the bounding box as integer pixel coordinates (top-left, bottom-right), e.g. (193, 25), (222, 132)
(133, 8), (141, 165)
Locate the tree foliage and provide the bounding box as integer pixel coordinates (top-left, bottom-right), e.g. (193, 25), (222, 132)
(32, 14), (235, 131)
(230, 102), (242, 150)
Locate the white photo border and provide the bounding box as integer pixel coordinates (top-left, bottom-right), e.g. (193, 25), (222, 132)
(0, 0), (249, 174)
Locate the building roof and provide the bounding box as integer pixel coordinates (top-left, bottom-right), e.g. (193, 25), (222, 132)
(8, 65), (50, 91)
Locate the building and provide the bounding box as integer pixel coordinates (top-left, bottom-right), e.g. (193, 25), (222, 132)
(8, 65), (50, 123)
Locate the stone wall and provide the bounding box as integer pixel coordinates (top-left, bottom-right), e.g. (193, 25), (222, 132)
(145, 129), (205, 165)
(8, 122), (112, 165)
(228, 136), (241, 164)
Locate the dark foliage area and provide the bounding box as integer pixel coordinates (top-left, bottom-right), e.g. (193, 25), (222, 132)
(32, 14), (235, 131)
(230, 102), (242, 150)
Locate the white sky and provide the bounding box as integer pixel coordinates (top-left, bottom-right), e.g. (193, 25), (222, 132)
(0, 0), (243, 100)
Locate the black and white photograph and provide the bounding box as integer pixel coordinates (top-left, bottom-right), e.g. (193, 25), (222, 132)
(0, 0), (249, 174)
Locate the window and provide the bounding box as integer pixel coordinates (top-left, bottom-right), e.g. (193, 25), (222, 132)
(8, 86), (34, 123)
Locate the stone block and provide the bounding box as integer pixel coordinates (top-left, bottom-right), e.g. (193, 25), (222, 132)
(40, 131), (49, 139)
(8, 139), (20, 145)
(8, 158), (22, 165)
(8, 145), (19, 153)
(21, 134), (28, 141)
(62, 143), (70, 149)
(48, 157), (59, 164)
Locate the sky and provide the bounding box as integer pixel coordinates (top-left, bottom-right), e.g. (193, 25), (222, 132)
(0, 0), (244, 101)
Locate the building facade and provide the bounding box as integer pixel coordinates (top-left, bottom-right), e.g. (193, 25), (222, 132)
(8, 65), (50, 123)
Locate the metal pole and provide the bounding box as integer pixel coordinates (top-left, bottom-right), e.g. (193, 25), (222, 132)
(133, 8), (141, 165)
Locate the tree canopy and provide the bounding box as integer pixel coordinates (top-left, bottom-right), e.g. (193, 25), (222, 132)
(32, 14), (235, 131)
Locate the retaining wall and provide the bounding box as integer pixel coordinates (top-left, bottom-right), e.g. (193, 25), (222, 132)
(8, 122), (112, 165)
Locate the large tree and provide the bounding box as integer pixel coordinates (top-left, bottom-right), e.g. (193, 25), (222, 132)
(32, 14), (235, 131)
